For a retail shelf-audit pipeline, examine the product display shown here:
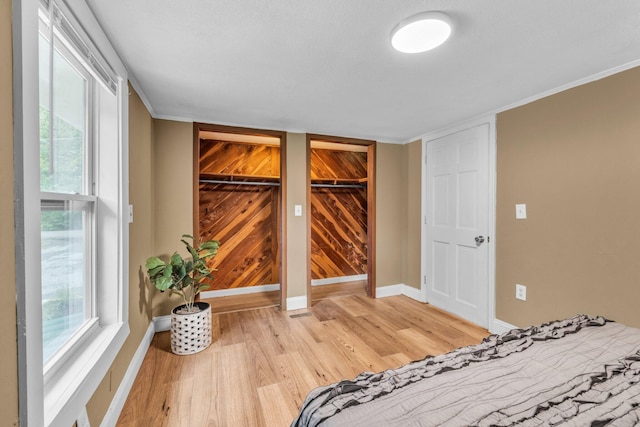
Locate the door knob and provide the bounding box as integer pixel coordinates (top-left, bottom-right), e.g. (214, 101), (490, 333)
(474, 236), (485, 247)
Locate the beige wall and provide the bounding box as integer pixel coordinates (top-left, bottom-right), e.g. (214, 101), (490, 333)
(85, 87), (156, 424)
(375, 143), (405, 287)
(286, 133), (308, 299)
(496, 66), (640, 328)
(152, 119), (194, 315)
(0, 0), (19, 424)
(402, 140), (422, 290)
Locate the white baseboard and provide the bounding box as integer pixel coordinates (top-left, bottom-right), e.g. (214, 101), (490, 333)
(200, 283), (280, 299)
(311, 274), (367, 286)
(375, 284), (403, 298)
(99, 321), (156, 427)
(152, 315), (171, 332)
(490, 318), (518, 335)
(376, 283), (423, 302)
(401, 284), (423, 302)
(286, 296), (308, 311)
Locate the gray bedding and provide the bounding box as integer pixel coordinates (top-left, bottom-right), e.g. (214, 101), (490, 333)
(292, 314), (640, 426)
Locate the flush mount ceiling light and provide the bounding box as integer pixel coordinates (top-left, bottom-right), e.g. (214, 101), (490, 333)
(391, 11), (453, 54)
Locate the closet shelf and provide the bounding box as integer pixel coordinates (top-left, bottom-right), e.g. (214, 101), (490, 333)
(311, 177), (368, 185)
(200, 173), (280, 182)
(311, 177), (367, 189)
(199, 173), (281, 187)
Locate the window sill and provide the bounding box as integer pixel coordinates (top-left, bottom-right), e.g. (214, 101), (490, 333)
(44, 321), (129, 427)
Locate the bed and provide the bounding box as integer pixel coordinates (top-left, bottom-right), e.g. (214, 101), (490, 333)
(291, 314), (640, 426)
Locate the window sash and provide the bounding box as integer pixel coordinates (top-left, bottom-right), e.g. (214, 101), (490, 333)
(40, 196), (97, 370)
(39, 14), (94, 197)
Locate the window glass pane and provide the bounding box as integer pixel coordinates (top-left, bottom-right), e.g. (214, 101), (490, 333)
(40, 40), (87, 194)
(41, 202), (90, 363)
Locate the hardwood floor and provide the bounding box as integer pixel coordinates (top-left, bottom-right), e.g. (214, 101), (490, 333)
(310, 279), (367, 304)
(116, 294), (489, 427)
(204, 290), (280, 314)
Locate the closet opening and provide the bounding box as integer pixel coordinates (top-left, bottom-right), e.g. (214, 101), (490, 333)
(307, 135), (376, 306)
(194, 123), (287, 312)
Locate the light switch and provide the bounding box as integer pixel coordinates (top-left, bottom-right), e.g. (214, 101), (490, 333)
(515, 204), (527, 219)
(128, 204), (134, 223)
(294, 205), (302, 217)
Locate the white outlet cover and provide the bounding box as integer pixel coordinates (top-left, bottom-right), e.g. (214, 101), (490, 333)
(515, 284), (527, 301)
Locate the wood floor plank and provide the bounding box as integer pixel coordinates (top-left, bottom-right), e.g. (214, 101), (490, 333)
(117, 295), (489, 426)
(311, 280), (367, 304)
(257, 382), (299, 426)
(330, 292), (373, 317)
(219, 342), (266, 426)
(274, 351), (322, 408)
(383, 352), (413, 368)
(204, 290), (280, 314)
(396, 328), (453, 359)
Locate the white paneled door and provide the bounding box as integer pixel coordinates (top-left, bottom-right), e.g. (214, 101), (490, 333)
(425, 124), (489, 327)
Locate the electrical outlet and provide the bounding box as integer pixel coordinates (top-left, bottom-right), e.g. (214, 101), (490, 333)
(515, 284), (527, 301)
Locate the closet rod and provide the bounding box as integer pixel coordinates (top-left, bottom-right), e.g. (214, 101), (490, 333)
(199, 179), (280, 187)
(311, 183), (366, 189)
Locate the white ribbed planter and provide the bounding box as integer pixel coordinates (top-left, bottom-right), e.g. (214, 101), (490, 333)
(170, 301), (212, 355)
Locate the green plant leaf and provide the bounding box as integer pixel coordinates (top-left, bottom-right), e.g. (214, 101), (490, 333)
(163, 263), (173, 279)
(170, 253), (183, 266)
(145, 256), (165, 270)
(155, 276), (173, 291)
(200, 240), (220, 251)
(196, 283), (211, 293)
(147, 265), (165, 278)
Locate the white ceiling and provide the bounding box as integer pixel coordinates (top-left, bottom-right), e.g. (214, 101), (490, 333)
(87, 0), (640, 143)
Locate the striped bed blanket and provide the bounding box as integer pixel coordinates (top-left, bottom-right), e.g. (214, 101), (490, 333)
(292, 314), (640, 426)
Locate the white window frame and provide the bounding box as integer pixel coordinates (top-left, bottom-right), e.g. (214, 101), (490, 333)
(13, 0), (130, 426)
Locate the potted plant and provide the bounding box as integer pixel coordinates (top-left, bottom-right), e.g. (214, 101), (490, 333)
(145, 234), (220, 355)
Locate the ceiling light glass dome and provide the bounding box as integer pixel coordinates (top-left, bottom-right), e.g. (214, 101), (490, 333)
(391, 12), (453, 54)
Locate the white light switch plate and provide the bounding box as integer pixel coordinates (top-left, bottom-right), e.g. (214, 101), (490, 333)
(515, 204), (527, 219)
(294, 205), (302, 217)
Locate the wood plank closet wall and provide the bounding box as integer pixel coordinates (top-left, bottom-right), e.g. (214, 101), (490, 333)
(199, 140), (280, 291)
(310, 148), (367, 280)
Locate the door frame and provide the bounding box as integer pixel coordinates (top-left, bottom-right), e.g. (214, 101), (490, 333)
(420, 116), (496, 329)
(193, 123), (288, 309)
(306, 134), (376, 307)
